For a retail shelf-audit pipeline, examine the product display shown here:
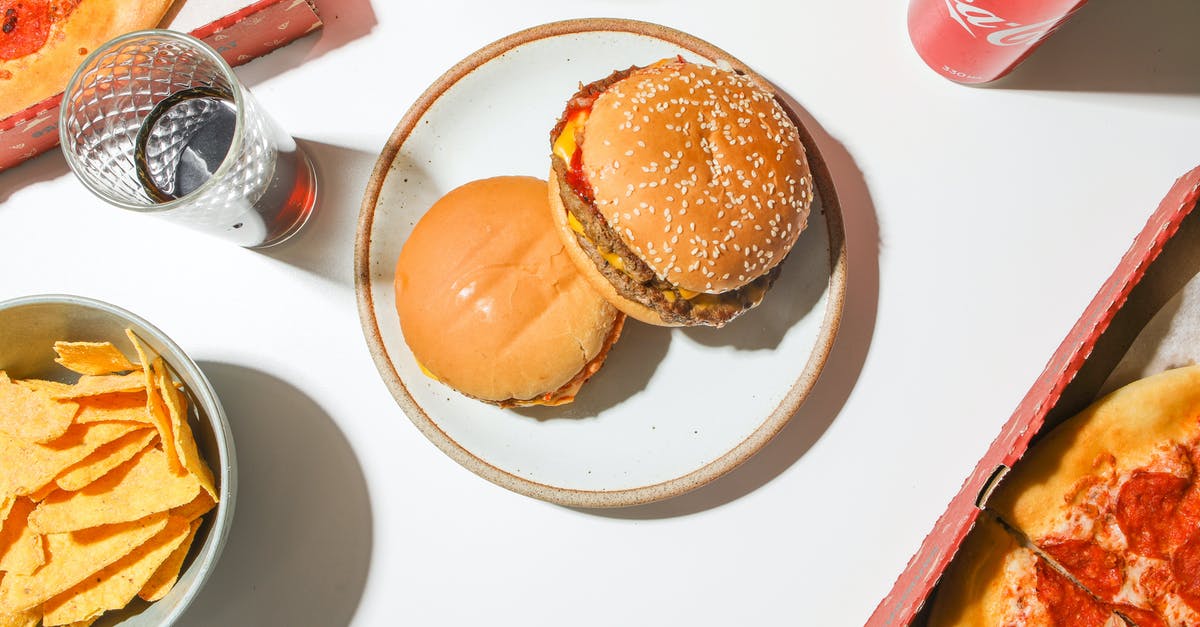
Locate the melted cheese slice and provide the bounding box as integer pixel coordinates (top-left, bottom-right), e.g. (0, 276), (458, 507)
(553, 110), (588, 165)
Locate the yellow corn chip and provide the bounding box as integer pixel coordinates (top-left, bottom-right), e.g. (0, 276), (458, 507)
(51, 373), (144, 400)
(0, 512), (168, 613)
(30, 448), (199, 534)
(0, 335), (220, 622)
(72, 392), (152, 426)
(0, 422), (143, 497)
(156, 363), (216, 501)
(0, 372), (78, 443)
(138, 517), (201, 602)
(55, 429), (156, 493)
(0, 606), (40, 627)
(125, 332), (180, 474)
(16, 379), (73, 396)
(52, 342), (136, 377)
(26, 482), (56, 503)
(42, 515), (190, 626)
(0, 499), (44, 575)
(169, 491), (214, 523)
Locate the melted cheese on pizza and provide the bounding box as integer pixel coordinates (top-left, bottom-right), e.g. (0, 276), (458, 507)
(1031, 436), (1200, 625)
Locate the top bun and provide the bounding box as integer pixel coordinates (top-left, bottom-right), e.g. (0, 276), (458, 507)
(580, 61), (812, 294)
(394, 176), (622, 406)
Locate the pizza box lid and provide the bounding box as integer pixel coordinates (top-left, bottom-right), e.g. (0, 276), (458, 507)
(0, 0), (323, 172)
(869, 164), (1200, 625)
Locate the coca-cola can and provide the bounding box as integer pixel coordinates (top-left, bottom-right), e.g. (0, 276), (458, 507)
(909, 0), (1090, 84)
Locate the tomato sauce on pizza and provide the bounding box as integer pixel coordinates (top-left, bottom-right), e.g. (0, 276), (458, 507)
(0, 0), (79, 60)
(1033, 558), (1113, 626)
(1115, 471), (1192, 559)
(1026, 438), (1200, 623)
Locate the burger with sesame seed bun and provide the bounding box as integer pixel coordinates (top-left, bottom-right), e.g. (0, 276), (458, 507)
(548, 58), (814, 328)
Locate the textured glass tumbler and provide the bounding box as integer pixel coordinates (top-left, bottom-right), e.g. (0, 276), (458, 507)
(60, 30), (317, 248)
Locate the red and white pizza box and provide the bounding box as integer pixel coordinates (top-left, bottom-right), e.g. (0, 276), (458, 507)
(869, 165), (1200, 625)
(0, 0), (323, 172)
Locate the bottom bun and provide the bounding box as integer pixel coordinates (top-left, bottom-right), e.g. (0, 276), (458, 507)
(548, 169), (680, 328)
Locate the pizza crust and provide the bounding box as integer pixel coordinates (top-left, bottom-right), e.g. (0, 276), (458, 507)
(0, 0), (177, 119)
(928, 513), (1043, 626)
(989, 365), (1200, 540)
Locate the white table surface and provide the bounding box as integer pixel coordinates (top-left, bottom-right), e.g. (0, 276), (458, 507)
(3, 1), (1199, 625)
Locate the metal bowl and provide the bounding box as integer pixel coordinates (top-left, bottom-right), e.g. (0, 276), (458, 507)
(0, 294), (236, 626)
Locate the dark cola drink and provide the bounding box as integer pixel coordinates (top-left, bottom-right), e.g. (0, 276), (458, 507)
(133, 87), (316, 248)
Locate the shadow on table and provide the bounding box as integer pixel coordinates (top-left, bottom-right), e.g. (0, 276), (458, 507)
(259, 139), (378, 285)
(987, 0), (1200, 94)
(177, 363), (372, 627)
(236, 0), (378, 87)
(0, 150), (69, 205)
(582, 95), (882, 520)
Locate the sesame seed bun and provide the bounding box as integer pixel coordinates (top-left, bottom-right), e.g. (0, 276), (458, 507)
(394, 176), (624, 407)
(548, 60), (813, 327)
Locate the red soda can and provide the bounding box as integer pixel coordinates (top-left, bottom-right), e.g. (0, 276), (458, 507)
(908, 0), (1090, 84)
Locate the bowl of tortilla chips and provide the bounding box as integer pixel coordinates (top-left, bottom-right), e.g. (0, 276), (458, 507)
(0, 294), (235, 627)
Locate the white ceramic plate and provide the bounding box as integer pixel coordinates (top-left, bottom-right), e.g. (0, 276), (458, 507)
(356, 19), (846, 507)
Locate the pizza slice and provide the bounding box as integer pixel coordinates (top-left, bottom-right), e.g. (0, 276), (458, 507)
(0, 0), (177, 119)
(988, 365), (1200, 625)
(928, 511), (1127, 626)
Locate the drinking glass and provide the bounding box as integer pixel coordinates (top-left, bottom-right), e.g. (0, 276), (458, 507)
(59, 30), (317, 248)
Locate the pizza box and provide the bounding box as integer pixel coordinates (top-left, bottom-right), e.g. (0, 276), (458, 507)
(869, 164), (1200, 625)
(0, 0), (323, 172)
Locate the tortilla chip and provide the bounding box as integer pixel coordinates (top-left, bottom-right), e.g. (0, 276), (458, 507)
(125, 333), (179, 474)
(16, 379), (74, 397)
(0, 372), (78, 443)
(42, 515), (190, 626)
(156, 363), (216, 500)
(52, 342), (136, 377)
(27, 482), (57, 503)
(0, 422), (143, 497)
(169, 491), (214, 523)
(0, 512), (168, 613)
(72, 392), (151, 426)
(0, 499), (44, 575)
(146, 360), (182, 475)
(0, 606), (40, 627)
(0, 334), (220, 621)
(138, 517), (201, 603)
(51, 373), (144, 400)
(55, 430), (156, 493)
(30, 448), (199, 534)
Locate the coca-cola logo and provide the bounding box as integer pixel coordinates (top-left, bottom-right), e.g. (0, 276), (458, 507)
(943, 0), (1063, 47)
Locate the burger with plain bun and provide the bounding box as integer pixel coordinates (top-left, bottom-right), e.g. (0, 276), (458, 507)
(548, 59), (814, 327)
(394, 176), (624, 407)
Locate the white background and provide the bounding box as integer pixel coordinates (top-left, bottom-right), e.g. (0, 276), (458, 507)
(2, 0), (1199, 625)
